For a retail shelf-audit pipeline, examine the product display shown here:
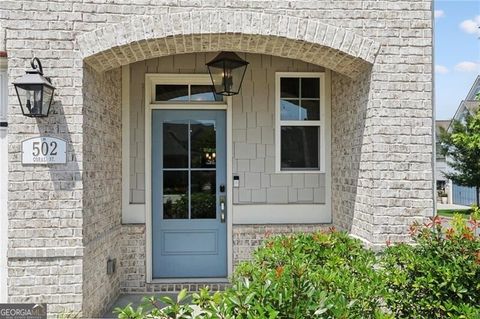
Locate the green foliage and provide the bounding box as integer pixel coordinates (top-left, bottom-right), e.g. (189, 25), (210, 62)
(381, 212), (480, 318)
(438, 97), (480, 204)
(230, 231), (388, 319)
(115, 231), (389, 319)
(115, 224), (480, 319)
(114, 289), (196, 319)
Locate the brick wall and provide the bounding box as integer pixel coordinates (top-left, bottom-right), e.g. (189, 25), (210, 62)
(331, 72), (370, 233)
(82, 65), (122, 316)
(2, 1), (433, 315)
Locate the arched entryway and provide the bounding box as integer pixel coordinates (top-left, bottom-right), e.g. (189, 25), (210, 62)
(78, 10), (380, 316)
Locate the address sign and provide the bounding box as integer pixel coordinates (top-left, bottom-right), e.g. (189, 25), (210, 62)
(22, 137), (67, 164)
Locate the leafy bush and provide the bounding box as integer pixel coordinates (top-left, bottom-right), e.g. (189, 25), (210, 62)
(115, 230), (389, 319)
(115, 216), (480, 319)
(381, 210), (480, 318)
(229, 231), (388, 318)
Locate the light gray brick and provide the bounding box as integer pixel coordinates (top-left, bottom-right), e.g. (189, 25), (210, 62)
(5, 4), (433, 316)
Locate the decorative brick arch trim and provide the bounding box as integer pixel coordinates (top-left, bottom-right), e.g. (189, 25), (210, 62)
(77, 10), (381, 78)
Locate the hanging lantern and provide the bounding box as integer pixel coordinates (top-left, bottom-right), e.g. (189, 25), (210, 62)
(206, 51), (249, 96)
(13, 57), (55, 117)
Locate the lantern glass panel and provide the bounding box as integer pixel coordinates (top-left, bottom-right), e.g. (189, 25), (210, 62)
(15, 84), (44, 117)
(208, 65), (225, 95)
(42, 86), (54, 116)
(206, 52), (248, 96)
(228, 65), (247, 94)
(208, 63), (247, 95)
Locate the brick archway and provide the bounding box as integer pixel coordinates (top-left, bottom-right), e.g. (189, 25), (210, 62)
(76, 10), (380, 78)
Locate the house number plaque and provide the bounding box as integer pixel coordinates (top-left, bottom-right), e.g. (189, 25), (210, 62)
(22, 137), (67, 164)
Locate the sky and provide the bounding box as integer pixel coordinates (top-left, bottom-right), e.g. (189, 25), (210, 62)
(434, 0), (480, 120)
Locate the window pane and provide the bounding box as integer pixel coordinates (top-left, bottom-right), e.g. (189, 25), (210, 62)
(281, 126), (319, 170)
(156, 85), (189, 101)
(163, 122), (188, 168)
(301, 78), (320, 98)
(280, 99), (301, 120)
(191, 121), (216, 168)
(280, 78), (299, 98)
(163, 171), (188, 219)
(191, 85), (223, 101)
(300, 100), (320, 120)
(191, 171), (216, 219)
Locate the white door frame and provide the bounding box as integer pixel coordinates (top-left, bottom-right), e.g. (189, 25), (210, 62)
(144, 74), (233, 282)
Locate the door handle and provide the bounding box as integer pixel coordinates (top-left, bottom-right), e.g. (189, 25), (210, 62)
(220, 195), (226, 223)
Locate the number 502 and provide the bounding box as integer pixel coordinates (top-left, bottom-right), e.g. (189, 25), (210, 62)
(32, 141), (58, 156)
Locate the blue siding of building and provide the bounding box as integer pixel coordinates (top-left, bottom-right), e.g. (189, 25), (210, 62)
(452, 184), (478, 206)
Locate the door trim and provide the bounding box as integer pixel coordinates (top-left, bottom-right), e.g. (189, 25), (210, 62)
(145, 74), (233, 283)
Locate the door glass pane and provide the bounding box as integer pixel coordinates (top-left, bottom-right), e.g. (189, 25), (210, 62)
(191, 121), (216, 168)
(300, 100), (320, 120)
(163, 122), (188, 168)
(281, 126), (319, 170)
(301, 78), (320, 98)
(163, 171), (188, 219)
(280, 78), (299, 98)
(191, 171), (216, 219)
(156, 85), (189, 101)
(190, 85), (223, 101)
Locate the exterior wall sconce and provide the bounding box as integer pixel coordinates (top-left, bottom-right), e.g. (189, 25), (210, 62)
(206, 51), (249, 96)
(13, 57), (55, 117)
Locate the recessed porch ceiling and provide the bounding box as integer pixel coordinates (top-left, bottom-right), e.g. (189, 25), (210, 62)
(76, 10), (381, 78)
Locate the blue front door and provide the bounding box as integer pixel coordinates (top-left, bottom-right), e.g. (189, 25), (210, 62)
(152, 110), (227, 278)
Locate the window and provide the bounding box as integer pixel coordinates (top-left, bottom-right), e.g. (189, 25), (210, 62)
(155, 84), (223, 102)
(275, 73), (325, 172)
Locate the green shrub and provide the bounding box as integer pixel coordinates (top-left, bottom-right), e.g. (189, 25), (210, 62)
(229, 231), (388, 318)
(115, 230), (389, 319)
(114, 216), (480, 319)
(381, 211), (480, 318)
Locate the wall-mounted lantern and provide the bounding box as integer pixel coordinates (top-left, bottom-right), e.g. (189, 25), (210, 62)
(206, 51), (249, 96)
(13, 57), (55, 117)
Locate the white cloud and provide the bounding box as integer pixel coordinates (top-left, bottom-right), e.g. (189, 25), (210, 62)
(459, 15), (480, 35)
(434, 10), (445, 18)
(435, 64), (449, 74)
(454, 61), (480, 72)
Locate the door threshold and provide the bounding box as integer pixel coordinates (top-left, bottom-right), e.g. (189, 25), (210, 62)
(150, 278), (229, 284)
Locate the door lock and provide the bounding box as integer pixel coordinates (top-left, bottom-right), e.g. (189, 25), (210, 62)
(220, 195), (226, 223)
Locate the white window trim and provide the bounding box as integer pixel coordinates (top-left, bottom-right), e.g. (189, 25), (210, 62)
(275, 72), (328, 174)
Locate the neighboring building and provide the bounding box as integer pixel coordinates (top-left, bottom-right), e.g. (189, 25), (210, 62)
(0, 1), (434, 316)
(435, 119), (451, 203)
(436, 76), (480, 206)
